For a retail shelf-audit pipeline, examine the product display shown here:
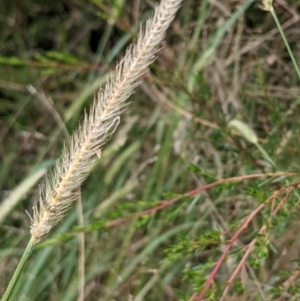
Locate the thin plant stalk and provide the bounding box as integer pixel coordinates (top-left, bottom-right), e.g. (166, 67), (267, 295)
(262, 0), (300, 81)
(255, 142), (277, 169)
(270, 8), (300, 81)
(2, 239), (34, 301)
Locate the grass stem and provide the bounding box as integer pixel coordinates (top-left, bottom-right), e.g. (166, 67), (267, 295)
(2, 239), (34, 301)
(270, 7), (300, 81)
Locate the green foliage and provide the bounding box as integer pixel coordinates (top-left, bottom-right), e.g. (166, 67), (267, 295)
(0, 56), (29, 67)
(247, 184), (269, 203)
(1, 0), (300, 300)
(165, 230), (221, 261)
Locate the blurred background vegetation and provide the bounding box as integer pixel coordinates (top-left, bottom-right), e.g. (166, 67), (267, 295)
(1, 0), (300, 300)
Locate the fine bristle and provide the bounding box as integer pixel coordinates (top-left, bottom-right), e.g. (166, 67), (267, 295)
(30, 0), (183, 244)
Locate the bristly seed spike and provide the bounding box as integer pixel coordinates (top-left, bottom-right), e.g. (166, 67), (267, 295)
(30, 0), (183, 244)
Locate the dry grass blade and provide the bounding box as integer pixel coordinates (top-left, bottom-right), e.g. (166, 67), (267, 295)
(30, 0), (183, 244)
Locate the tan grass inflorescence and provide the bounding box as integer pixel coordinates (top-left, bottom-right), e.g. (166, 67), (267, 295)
(30, 0), (183, 244)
